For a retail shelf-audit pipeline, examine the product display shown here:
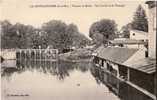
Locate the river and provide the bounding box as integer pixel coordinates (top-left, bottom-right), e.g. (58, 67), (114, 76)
(1, 60), (120, 100)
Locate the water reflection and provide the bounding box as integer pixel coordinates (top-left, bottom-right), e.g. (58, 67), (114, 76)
(1, 60), (154, 100)
(2, 60), (120, 100)
(90, 66), (119, 96)
(1, 67), (18, 81)
(1, 60), (121, 100)
(90, 65), (154, 100)
(2, 60), (91, 81)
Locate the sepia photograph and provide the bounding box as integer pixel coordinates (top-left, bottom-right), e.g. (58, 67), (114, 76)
(0, 0), (156, 100)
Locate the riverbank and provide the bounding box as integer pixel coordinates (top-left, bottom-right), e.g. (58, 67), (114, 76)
(59, 48), (93, 62)
(0, 48), (94, 63)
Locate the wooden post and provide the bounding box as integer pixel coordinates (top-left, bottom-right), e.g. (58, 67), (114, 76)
(40, 49), (42, 61)
(43, 49), (45, 60)
(34, 50), (36, 60)
(21, 49), (23, 60)
(15, 50), (17, 60)
(22, 49), (23, 60)
(127, 68), (130, 81)
(29, 49), (31, 60)
(25, 50), (27, 60)
(19, 49), (21, 61)
(26, 50), (27, 60)
(39, 49), (41, 60)
(56, 49), (58, 60)
(44, 50), (46, 65)
(101, 59), (103, 67)
(117, 65), (120, 78)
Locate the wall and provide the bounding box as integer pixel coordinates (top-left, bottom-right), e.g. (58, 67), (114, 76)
(130, 30), (148, 40)
(126, 44), (147, 50)
(148, 6), (156, 58)
(129, 69), (155, 95)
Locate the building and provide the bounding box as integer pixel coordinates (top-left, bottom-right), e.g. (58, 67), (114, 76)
(109, 39), (148, 51)
(109, 38), (148, 57)
(146, 1), (157, 99)
(93, 45), (139, 94)
(130, 29), (148, 41)
(92, 1), (156, 100)
(93, 45), (156, 99)
(124, 57), (156, 96)
(146, 1), (156, 59)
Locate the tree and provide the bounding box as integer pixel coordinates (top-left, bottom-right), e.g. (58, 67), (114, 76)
(1, 20), (36, 49)
(42, 20), (90, 52)
(131, 5), (148, 32)
(12, 23), (31, 48)
(64, 24), (78, 48)
(1, 20), (90, 51)
(29, 29), (48, 49)
(89, 19), (117, 45)
(42, 20), (68, 51)
(92, 32), (104, 46)
(1, 20), (13, 48)
(121, 23), (131, 38)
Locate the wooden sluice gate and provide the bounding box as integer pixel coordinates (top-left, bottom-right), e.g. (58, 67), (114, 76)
(16, 49), (58, 61)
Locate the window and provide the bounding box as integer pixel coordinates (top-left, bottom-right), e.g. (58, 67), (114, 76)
(132, 33), (135, 36)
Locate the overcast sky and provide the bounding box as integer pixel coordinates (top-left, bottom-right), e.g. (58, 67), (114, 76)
(0, 0), (148, 38)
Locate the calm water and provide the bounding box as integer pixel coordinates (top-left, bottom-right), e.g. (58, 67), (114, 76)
(1, 60), (119, 100)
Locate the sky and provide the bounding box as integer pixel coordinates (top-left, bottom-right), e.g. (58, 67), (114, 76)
(0, 0), (148, 38)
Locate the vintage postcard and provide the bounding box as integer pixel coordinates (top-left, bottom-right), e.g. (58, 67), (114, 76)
(0, 0), (156, 100)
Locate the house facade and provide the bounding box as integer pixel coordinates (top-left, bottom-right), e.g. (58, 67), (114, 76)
(109, 39), (148, 51)
(130, 29), (148, 41)
(146, 1), (156, 59)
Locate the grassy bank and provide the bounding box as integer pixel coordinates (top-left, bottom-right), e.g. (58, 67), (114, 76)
(59, 48), (93, 62)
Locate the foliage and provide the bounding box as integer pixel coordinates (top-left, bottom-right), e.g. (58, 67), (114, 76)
(66, 48), (92, 60)
(28, 30), (48, 49)
(89, 19), (117, 45)
(72, 32), (91, 48)
(42, 20), (67, 50)
(121, 23), (131, 38)
(1, 20), (33, 49)
(1, 20), (90, 53)
(42, 20), (90, 52)
(131, 5), (148, 32)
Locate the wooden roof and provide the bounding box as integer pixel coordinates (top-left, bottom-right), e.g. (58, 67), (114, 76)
(130, 29), (148, 36)
(109, 39), (147, 45)
(95, 45), (156, 74)
(95, 46), (138, 64)
(124, 58), (156, 74)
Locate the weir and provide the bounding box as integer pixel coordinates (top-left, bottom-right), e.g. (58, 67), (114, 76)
(16, 49), (58, 61)
(1, 49), (58, 61)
